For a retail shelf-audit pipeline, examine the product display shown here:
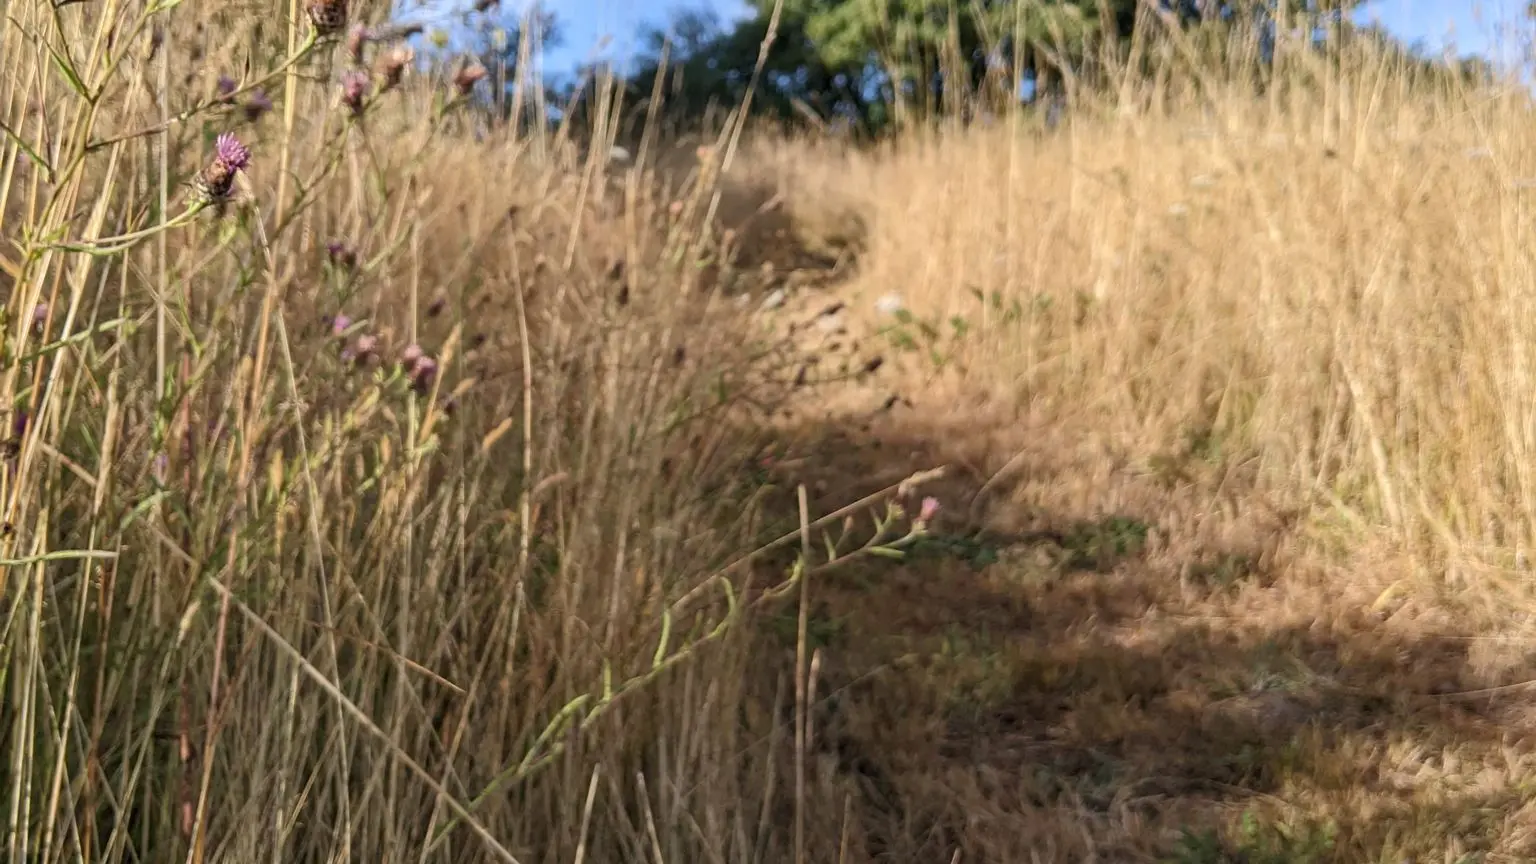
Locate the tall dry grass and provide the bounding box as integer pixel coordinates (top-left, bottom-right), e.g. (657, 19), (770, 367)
(0, 0), (943, 861)
(706, 35), (1536, 861)
(776, 40), (1536, 602)
(10, 0), (1536, 860)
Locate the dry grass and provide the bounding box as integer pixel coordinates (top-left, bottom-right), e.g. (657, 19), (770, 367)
(8, 2), (1536, 862)
(723, 41), (1536, 864)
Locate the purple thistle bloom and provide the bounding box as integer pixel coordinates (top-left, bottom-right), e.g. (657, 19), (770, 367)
(330, 313), (352, 336)
(216, 74), (237, 102)
(398, 343), (438, 394)
(191, 133), (250, 206)
(214, 132), (251, 172)
(409, 356), (438, 394)
(340, 70), (370, 115)
(31, 303), (48, 332)
(325, 240), (358, 269)
(348, 334), (379, 366)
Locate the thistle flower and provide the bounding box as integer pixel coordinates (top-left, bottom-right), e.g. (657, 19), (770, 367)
(341, 334), (378, 367)
(340, 69), (370, 115)
(306, 0), (348, 36)
(217, 133), (250, 169)
(31, 303), (48, 334)
(329, 313), (352, 337)
(409, 356), (438, 395)
(190, 132), (251, 205)
(326, 240), (358, 269)
(374, 44), (413, 93)
(215, 74), (237, 103)
(453, 61), (487, 97)
(398, 343), (439, 394)
(243, 89), (272, 122)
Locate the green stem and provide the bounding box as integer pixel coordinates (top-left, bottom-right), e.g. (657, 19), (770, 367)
(39, 202), (207, 255)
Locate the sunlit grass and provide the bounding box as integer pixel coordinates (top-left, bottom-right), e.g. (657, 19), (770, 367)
(7, 2), (1536, 862)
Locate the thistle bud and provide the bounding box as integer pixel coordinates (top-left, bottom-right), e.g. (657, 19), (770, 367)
(306, 0), (348, 36)
(453, 61), (488, 97)
(374, 45), (413, 93)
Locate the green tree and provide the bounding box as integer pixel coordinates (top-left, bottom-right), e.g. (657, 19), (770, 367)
(624, 0), (1465, 136)
(624, 5), (893, 136)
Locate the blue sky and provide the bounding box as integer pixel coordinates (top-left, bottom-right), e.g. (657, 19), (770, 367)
(1356, 0), (1527, 66)
(519, 0), (1529, 77)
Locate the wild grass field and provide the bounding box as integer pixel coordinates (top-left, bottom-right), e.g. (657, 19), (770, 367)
(7, 0), (1536, 861)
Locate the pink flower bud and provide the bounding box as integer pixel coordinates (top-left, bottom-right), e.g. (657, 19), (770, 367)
(919, 496), (940, 522)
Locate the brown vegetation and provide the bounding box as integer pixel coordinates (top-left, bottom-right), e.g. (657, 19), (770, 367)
(7, 4), (1536, 863)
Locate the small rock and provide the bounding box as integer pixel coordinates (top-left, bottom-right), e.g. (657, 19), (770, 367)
(760, 289), (787, 311)
(875, 293), (904, 315)
(814, 311), (843, 332)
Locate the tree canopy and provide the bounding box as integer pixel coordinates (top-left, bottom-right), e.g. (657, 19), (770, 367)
(437, 0), (1504, 140)
(614, 0), (1417, 135)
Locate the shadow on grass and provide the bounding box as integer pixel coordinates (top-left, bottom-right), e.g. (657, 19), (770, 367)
(737, 416), (1536, 864)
